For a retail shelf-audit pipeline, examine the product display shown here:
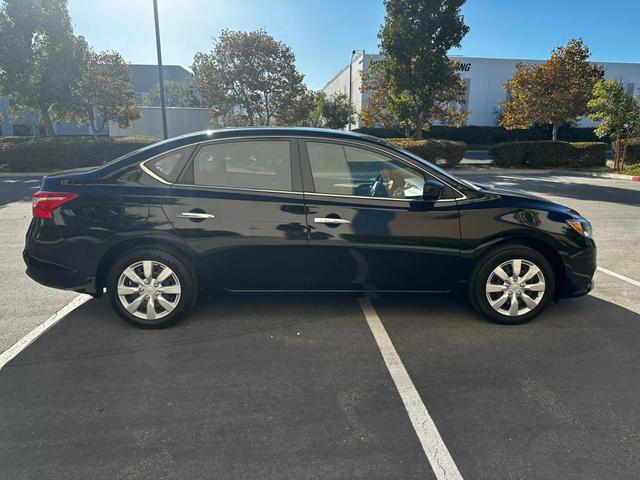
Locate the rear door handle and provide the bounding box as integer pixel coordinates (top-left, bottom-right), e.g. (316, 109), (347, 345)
(313, 217), (351, 225)
(177, 212), (216, 219)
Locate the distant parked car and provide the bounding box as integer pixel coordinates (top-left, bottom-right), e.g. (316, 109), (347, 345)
(24, 128), (595, 328)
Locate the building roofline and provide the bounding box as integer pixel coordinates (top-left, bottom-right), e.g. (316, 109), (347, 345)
(321, 51), (366, 91)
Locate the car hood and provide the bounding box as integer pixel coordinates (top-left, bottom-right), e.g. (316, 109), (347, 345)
(473, 182), (547, 201)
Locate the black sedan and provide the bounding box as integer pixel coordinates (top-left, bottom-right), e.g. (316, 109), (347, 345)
(24, 128), (596, 328)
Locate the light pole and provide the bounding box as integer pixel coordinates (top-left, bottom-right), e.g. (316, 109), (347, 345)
(348, 49), (364, 131)
(153, 0), (168, 139)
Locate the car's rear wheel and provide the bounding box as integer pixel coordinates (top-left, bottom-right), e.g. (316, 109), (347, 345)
(107, 248), (198, 328)
(469, 245), (555, 324)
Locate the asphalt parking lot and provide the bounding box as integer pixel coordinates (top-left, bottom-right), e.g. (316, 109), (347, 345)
(1, 172), (639, 479)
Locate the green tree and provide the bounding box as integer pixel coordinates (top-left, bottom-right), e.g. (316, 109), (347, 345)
(0, 0), (86, 136)
(588, 79), (640, 171)
(361, 70), (411, 134)
(276, 88), (319, 126)
(501, 39), (604, 141)
(375, 0), (470, 139)
(308, 92), (355, 130)
(143, 80), (201, 108)
(192, 29), (305, 126)
(69, 49), (140, 137)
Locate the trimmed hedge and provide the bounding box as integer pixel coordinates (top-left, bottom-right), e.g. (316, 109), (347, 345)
(1, 136), (159, 172)
(427, 125), (605, 145)
(354, 125), (604, 144)
(387, 138), (466, 167)
(489, 141), (607, 169)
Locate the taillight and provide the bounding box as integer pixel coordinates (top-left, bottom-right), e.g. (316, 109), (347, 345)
(32, 191), (78, 219)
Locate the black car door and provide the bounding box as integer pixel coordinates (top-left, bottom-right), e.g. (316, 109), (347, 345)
(299, 139), (462, 292)
(160, 138), (308, 291)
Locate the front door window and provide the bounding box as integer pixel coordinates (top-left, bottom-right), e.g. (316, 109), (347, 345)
(306, 141), (425, 199)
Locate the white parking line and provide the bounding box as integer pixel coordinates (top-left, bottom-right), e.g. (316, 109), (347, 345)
(597, 266), (640, 288)
(0, 294), (91, 371)
(359, 298), (463, 480)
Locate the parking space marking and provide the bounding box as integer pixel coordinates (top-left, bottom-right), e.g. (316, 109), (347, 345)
(597, 266), (640, 288)
(0, 294), (91, 370)
(359, 298), (464, 480)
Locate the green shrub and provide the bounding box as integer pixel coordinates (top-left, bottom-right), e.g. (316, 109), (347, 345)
(0, 136), (159, 172)
(422, 125), (605, 145)
(387, 138), (466, 166)
(355, 125), (605, 144)
(489, 141), (607, 168)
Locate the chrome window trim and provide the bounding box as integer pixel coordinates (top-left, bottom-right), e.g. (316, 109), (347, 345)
(139, 161), (172, 185)
(137, 134), (467, 202)
(170, 183), (305, 196)
(303, 191), (463, 203)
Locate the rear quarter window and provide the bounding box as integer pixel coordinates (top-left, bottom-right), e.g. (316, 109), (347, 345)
(144, 147), (193, 183)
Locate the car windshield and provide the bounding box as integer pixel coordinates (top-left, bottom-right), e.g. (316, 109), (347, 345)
(379, 139), (481, 191)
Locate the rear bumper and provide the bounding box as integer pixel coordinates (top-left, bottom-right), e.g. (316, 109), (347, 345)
(558, 243), (597, 299)
(23, 250), (97, 295)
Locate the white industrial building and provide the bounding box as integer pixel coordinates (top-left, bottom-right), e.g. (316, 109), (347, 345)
(323, 52), (640, 128)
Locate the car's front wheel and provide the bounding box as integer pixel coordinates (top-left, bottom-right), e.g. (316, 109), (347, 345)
(469, 245), (555, 324)
(107, 248), (198, 328)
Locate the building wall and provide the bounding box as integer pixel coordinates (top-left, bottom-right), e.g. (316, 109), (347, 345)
(108, 106), (211, 138)
(130, 64), (193, 100)
(322, 52), (376, 129)
(0, 64), (193, 137)
(323, 54), (640, 128)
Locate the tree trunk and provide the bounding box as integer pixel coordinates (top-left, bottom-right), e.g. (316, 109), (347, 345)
(39, 107), (55, 136)
(414, 113), (424, 140)
(614, 138), (622, 171)
(88, 107), (98, 139)
(552, 124), (559, 142)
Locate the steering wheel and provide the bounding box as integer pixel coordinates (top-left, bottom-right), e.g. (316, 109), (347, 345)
(368, 174), (386, 197)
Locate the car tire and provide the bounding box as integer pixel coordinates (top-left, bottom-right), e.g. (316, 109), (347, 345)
(469, 245), (555, 325)
(107, 248), (198, 329)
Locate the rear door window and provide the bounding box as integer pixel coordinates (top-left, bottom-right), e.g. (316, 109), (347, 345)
(192, 140), (292, 191)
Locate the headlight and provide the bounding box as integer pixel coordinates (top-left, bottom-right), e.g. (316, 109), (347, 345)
(566, 219), (592, 238)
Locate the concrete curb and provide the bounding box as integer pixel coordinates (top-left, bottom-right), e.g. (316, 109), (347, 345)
(452, 167), (640, 181)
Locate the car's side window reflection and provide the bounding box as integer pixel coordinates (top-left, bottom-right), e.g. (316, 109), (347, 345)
(193, 140), (292, 191)
(306, 142), (426, 199)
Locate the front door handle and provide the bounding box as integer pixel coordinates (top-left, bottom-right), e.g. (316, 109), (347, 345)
(177, 212), (216, 220)
(314, 217), (351, 225)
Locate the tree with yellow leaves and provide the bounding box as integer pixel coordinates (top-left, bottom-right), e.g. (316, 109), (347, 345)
(501, 39), (604, 141)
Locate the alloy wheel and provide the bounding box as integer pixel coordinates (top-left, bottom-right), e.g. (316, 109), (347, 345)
(117, 260), (181, 320)
(485, 259), (546, 317)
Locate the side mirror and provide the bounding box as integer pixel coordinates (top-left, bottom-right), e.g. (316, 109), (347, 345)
(422, 179), (445, 201)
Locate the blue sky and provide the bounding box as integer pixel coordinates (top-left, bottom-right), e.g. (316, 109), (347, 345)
(68, 0), (640, 90)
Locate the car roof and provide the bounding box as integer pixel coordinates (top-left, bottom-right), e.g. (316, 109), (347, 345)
(170, 127), (385, 145)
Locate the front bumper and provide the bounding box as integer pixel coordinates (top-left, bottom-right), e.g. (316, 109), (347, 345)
(558, 243), (597, 299)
